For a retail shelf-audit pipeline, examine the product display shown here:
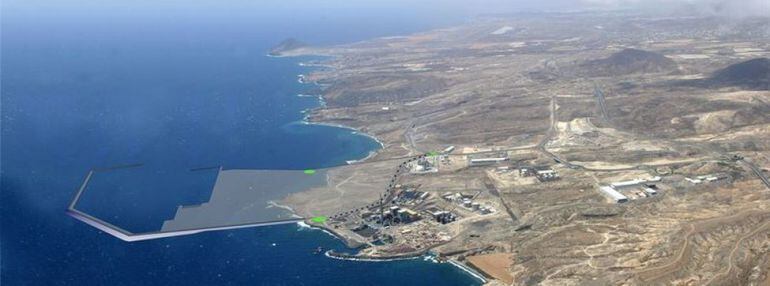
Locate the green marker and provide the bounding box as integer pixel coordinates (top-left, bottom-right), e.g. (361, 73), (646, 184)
(304, 169), (316, 175)
(310, 216), (327, 223)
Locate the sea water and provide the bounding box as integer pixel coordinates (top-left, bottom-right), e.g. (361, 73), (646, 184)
(1, 1), (480, 285)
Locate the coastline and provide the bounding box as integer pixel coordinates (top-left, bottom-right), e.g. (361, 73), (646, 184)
(296, 221), (347, 242)
(265, 49), (335, 58)
(273, 51), (485, 285)
(291, 56), (387, 156)
(298, 120), (385, 151)
(266, 200), (303, 219)
(324, 250), (421, 262)
(345, 150), (377, 165)
(301, 220), (487, 284)
(448, 259), (489, 284)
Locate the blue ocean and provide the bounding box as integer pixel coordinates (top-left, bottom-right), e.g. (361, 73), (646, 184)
(1, 1), (480, 285)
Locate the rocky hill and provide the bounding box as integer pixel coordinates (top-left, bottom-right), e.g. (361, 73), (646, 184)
(581, 48), (678, 77)
(708, 58), (770, 90)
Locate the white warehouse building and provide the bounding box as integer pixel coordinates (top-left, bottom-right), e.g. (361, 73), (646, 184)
(599, 186), (629, 203)
(469, 157), (508, 166)
(610, 179), (645, 189)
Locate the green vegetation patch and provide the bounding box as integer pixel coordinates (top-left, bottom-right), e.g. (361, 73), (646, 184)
(310, 216), (328, 223)
(426, 151), (439, 157)
(303, 169), (316, 175)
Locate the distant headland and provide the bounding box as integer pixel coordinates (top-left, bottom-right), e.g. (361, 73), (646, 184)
(268, 38), (308, 56)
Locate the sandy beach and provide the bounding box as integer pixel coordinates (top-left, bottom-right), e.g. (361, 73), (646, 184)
(466, 253), (513, 284)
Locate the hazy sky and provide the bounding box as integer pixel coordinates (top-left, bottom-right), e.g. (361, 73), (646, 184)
(2, 0), (767, 42)
(4, 0), (768, 19)
(579, 0), (769, 17)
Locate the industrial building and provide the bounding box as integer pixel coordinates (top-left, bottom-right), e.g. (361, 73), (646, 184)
(468, 157), (508, 166)
(395, 189), (430, 206)
(396, 208), (420, 223)
(598, 186), (629, 203)
(536, 169), (560, 182)
(686, 174), (724, 185)
(442, 192), (475, 203)
(379, 206), (421, 225)
(642, 187), (658, 196)
(610, 176), (662, 189)
(518, 166), (560, 182)
(427, 208), (456, 224)
(519, 167), (536, 177)
(440, 191), (494, 215)
(479, 206), (495, 215)
(610, 179), (645, 189)
(598, 176), (666, 203)
(411, 157), (438, 174)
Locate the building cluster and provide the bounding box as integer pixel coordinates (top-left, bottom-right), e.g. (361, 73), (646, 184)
(386, 206), (420, 224)
(393, 188), (430, 206)
(436, 146), (455, 165)
(409, 146), (458, 174)
(685, 174), (725, 185)
(351, 204), (422, 227)
(535, 169), (559, 182)
(345, 197), (458, 253)
(519, 166), (560, 182)
(426, 206), (458, 224)
(328, 151), (468, 255)
(411, 157), (438, 174)
(597, 176), (662, 203)
(442, 192), (496, 215)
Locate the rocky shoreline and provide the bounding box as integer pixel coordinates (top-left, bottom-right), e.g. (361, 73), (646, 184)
(305, 221), (488, 283)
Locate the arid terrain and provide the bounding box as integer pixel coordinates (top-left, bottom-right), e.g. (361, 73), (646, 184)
(276, 11), (770, 285)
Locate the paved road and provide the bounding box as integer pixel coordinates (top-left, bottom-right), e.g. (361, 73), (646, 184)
(535, 97), (583, 169)
(594, 84), (610, 122)
(483, 180), (518, 221)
